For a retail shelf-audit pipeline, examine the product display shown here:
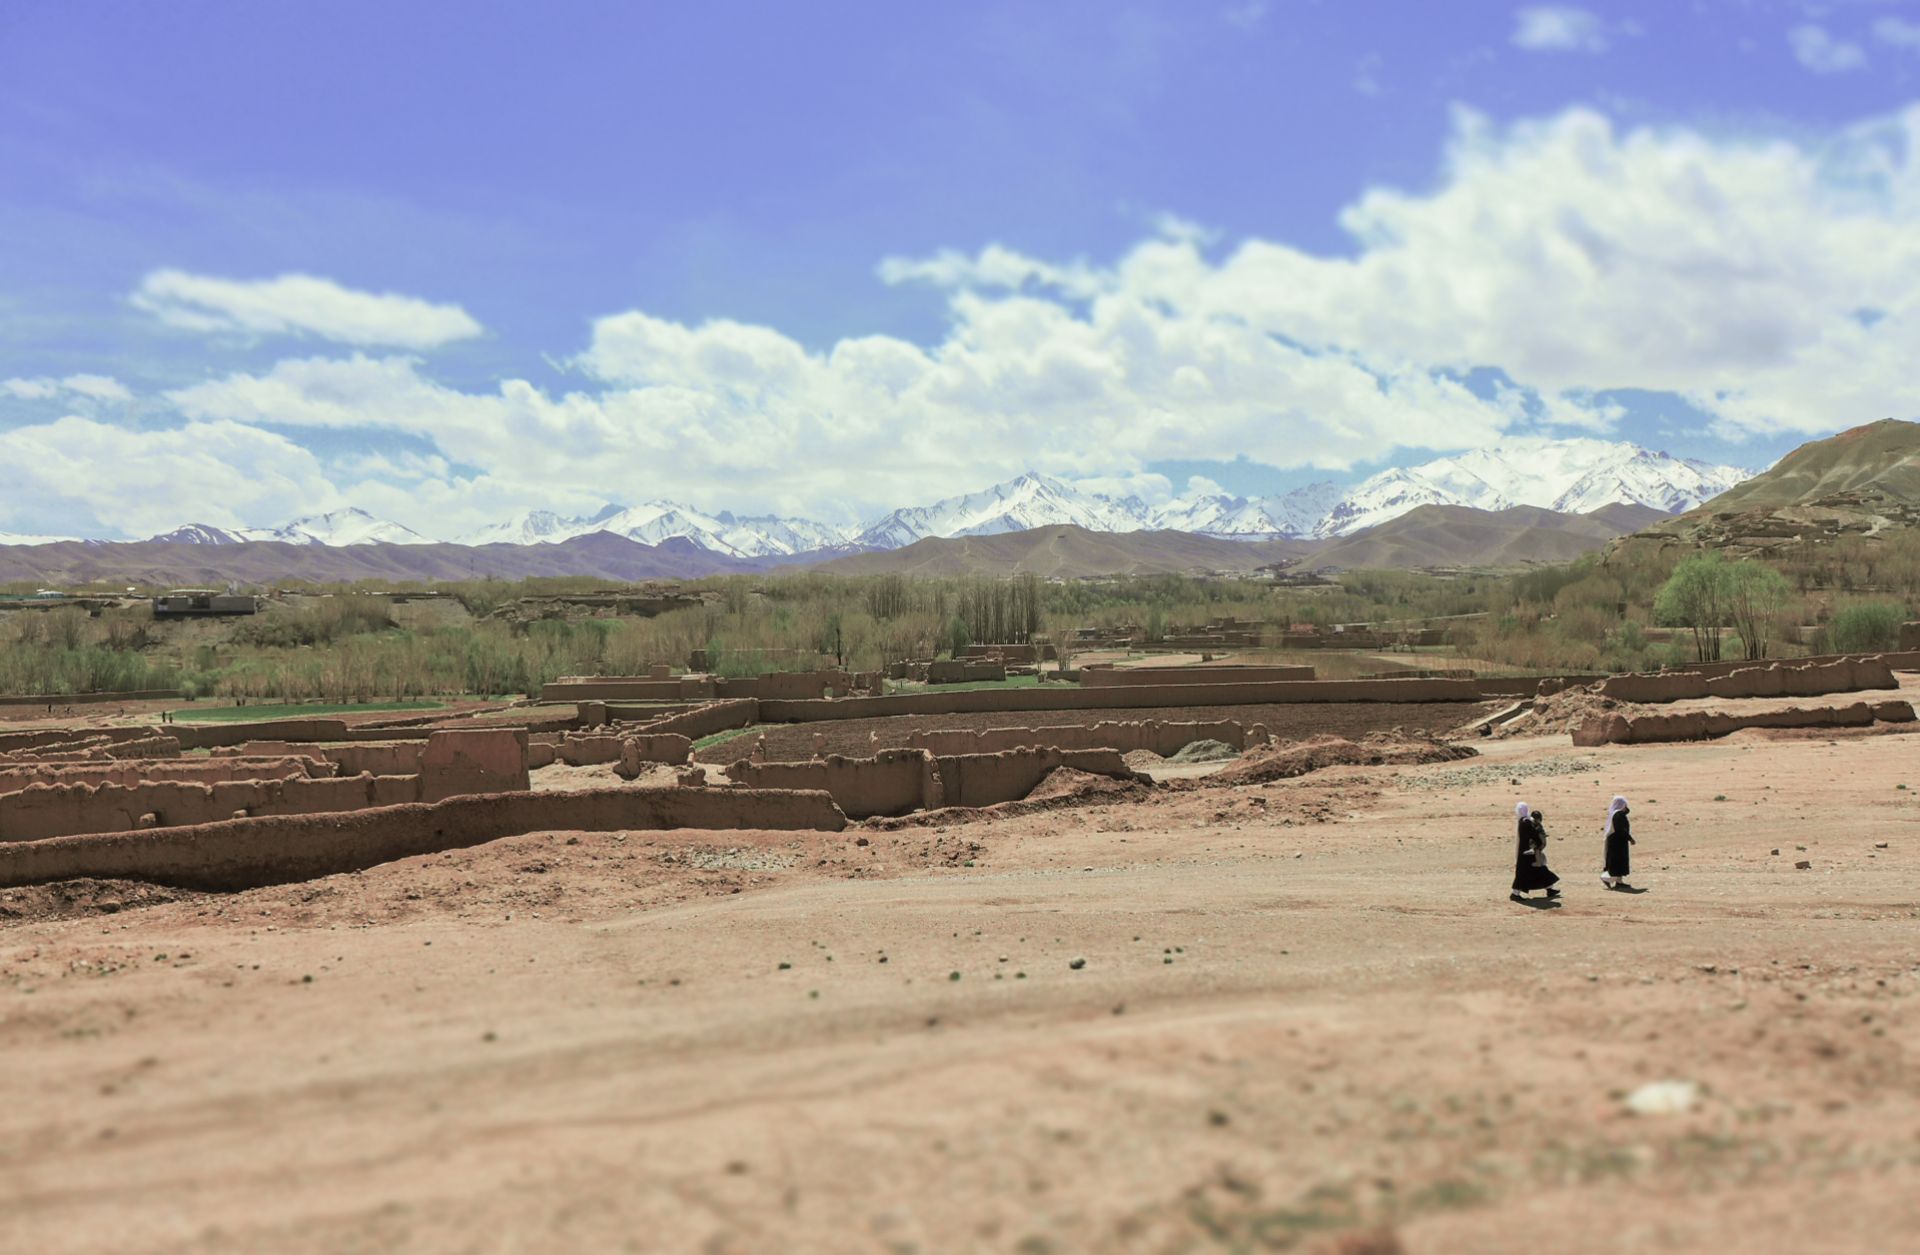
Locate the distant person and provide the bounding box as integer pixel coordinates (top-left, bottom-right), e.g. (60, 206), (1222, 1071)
(1511, 802), (1561, 904)
(1601, 796), (1635, 890)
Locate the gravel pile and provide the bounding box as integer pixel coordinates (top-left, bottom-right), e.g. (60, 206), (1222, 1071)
(1404, 755), (1604, 791)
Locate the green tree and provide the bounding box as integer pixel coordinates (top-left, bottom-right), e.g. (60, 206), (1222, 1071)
(1723, 563), (1790, 660)
(1653, 554), (1731, 662)
(1828, 602), (1907, 653)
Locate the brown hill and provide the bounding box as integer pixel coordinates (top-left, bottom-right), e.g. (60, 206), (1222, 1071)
(1305, 503), (1666, 570)
(1631, 419), (1920, 554)
(807, 526), (1316, 578)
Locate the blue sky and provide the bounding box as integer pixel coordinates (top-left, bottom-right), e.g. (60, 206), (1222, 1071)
(5, 0), (1920, 538)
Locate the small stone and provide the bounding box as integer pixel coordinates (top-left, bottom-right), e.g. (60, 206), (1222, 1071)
(1770, 848), (1780, 856)
(1624, 1079), (1698, 1116)
(1795, 860), (1812, 870)
(1069, 957), (1087, 970)
(1875, 842), (1889, 849)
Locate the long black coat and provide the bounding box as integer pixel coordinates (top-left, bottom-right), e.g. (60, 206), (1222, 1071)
(1513, 817), (1559, 891)
(1605, 811), (1632, 878)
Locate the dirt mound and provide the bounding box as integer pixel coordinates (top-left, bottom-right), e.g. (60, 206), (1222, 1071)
(0, 877), (207, 925)
(1167, 738), (1239, 763)
(1494, 684), (1641, 738)
(1206, 733), (1475, 786)
(1121, 748), (1165, 768)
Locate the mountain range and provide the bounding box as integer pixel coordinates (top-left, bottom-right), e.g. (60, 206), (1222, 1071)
(62, 439), (1751, 557)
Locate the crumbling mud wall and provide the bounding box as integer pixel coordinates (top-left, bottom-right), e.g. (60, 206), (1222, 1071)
(418, 729), (529, 803)
(614, 735), (694, 777)
(0, 756), (334, 795)
(169, 719), (354, 751)
(1078, 665), (1313, 687)
(0, 786), (848, 891)
(1902, 623), (1920, 651)
(726, 749), (940, 819)
(933, 747), (1133, 808)
(1572, 700), (1916, 746)
(0, 727), (166, 756)
(0, 773), (409, 841)
(760, 678), (1481, 723)
(626, 699), (759, 740)
(1597, 658), (1897, 703)
(557, 734), (625, 766)
(905, 719), (1269, 757)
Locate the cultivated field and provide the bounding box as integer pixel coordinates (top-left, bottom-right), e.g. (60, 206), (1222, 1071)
(4, 695), (1918, 1253)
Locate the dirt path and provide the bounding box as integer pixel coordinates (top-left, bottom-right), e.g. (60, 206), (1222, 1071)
(3, 730), (1918, 1252)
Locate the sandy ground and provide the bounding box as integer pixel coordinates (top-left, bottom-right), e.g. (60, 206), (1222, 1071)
(4, 724), (1920, 1253)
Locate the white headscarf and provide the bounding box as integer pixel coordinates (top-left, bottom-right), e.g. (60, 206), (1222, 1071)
(1607, 795), (1629, 835)
(1515, 802), (1532, 821)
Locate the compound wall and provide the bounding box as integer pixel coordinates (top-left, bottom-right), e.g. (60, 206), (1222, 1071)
(1572, 700), (1916, 746)
(0, 756), (333, 795)
(0, 772), (410, 841)
(726, 749), (941, 819)
(1079, 665), (1313, 687)
(905, 719), (1269, 757)
(933, 747), (1133, 809)
(759, 677), (1480, 723)
(622, 699), (759, 741)
(0, 786), (848, 891)
(1597, 658), (1897, 704)
(418, 729), (529, 803)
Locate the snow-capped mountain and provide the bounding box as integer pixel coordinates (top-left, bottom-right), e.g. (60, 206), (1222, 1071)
(853, 472), (1147, 547)
(1315, 441), (1753, 537)
(461, 503), (853, 558)
(1154, 481), (1343, 539)
(142, 509), (431, 547)
(99, 439), (1757, 555)
(0, 531), (77, 546)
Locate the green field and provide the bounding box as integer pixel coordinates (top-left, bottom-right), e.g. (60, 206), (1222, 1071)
(168, 700), (448, 724)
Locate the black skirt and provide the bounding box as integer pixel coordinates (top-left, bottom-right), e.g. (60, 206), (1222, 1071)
(1513, 846), (1559, 891)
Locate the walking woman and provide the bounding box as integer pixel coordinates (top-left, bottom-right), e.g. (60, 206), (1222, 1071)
(1602, 796), (1635, 890)
(1511, 802), (1561, 904)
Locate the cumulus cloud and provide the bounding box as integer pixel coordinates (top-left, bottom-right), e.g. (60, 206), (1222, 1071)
(21, 101), (1920, 537)
(1790, 24), (1867, 74)
(0, 418), (338, 537)
(2, 373), (133, 403)
(1875, 17), (1920, 50)
(131, 270), (483, 349)
(1512, 6), (1611, 53)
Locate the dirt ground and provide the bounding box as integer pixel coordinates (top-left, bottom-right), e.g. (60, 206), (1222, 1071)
(4, 722), (1920, 1253)
(695, 701), (1494, 764)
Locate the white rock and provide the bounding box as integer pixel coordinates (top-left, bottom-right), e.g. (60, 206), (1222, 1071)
(1624, 1080), (1699, 1116)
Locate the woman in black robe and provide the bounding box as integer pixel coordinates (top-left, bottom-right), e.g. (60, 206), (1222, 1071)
(1511, 802), (1561, 902)
(1602, 796), (1634, 889)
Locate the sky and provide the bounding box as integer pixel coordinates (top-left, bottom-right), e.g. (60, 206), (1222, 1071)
(5, 0), (1920, 540)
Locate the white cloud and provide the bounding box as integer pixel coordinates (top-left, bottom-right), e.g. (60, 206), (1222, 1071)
(24, 101), (1920, 536)
(881, 105), (1920, 440)
(2, 373), (133, 404)
(0, 418), (339, 538)
(1874, 17), (1920, 49)
(1790, 24), (1867, 73)
(1512, 6), (1611, 53)
(131, 270), (483, 349)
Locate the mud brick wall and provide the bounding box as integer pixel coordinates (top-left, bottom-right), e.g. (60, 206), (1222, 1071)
(614, 735), (694, 776)
(759, 678), (1480, 723)
(906, 719), (1268, 757)
(171, 719), (353, 750)
(933, 747), (1132, 808)
(0, 756), (334, 796)
(418, 729), (529, 803)
(0, 786), (848, 891)
(1597, 658), (1898, 703)
(540, 679), (691, 702)
(1079, 665), (1314, 687)
(726, 749), (940, 819)
(0, 773), (414, 841)
(630, 699), (759, 740)
(1572, 700), (1916, 746)
(0, 727), (163, 756)
(558, 734), (625, 766)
